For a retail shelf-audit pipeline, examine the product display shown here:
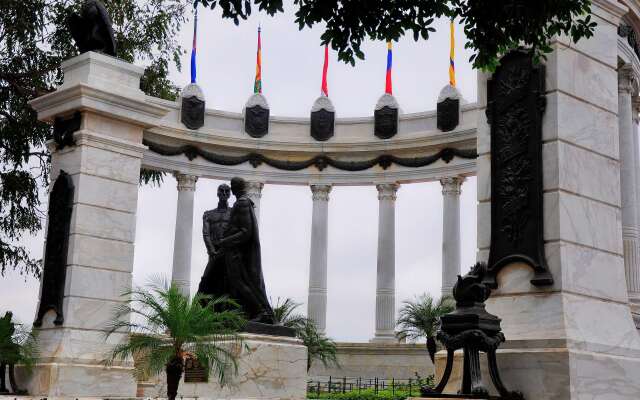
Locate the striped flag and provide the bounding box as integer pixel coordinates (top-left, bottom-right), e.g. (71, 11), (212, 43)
(385, 41), (393, 94)
(254, 26), (262, 93)
(190, 6), (198, 84)
(449, 20), (456, 87)
(321, 44), (329, 96)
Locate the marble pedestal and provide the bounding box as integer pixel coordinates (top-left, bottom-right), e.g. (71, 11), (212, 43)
(24, 52), (169, 398)
(471, 2), (640, 399)
(138, 334), (308, 400)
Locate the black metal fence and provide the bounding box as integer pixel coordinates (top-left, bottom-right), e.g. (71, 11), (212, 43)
(307, 376), (422, 398)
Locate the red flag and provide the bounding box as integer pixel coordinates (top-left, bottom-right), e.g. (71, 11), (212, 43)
(321, 44), (329, 96)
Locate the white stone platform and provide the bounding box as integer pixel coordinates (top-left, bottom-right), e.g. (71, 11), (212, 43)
(137, 333), (307, 400)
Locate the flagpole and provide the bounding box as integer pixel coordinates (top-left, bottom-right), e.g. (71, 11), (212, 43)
(190, 5), (198, 84)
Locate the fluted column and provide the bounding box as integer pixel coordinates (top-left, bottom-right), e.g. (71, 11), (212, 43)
(440, 176), (465, 297)
(245, 181), (264, 220)
(308, 184), (332, 334)
(171, 173), (198, 296)
(618, 66), (640, 303)
(372, 183), (399, 342)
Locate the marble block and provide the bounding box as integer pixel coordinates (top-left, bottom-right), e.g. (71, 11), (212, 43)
(138, 333), (308, 400)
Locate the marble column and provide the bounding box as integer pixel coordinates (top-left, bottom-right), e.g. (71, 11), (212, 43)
(246, 181), (264, 220)
(440, 176), (465, 297)
(633, 96), (640, 328)
(307, 184), (331, 334)
(372, 183), (399, 342)
(618, 66), (640, 304)
(171, 173), (198, 297)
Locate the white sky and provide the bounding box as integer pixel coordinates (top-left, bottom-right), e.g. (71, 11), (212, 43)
(0, 1), (478, 342)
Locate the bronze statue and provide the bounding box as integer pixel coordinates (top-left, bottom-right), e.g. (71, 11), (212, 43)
(67, 0), (116, 56)
(197, 184), (232, 303)
(199, 178), (274, 324)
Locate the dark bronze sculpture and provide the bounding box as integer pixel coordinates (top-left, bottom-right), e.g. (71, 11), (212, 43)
(53, 112), (81, 150)
(310, 108), (335, 141)
(437, 97), (460, 132)
(245, 105), (270, 138)
(197, 184), (232, 303)
(422, 263), (523, 400)
(374, 106), (398, 139)
(485, 49), (552, 288)
(67, 0), (116, 56)
(198, 178), (275, 324)
(34, 171), (74, 327)
(181, 96), (205, 130)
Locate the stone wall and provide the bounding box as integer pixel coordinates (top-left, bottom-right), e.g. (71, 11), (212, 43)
(309, 342), (433, 380)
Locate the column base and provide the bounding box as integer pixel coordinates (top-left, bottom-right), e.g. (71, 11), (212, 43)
(434, 339), (640, 399)
(16, 361), (136, 398)
(370, 333), (398, 344)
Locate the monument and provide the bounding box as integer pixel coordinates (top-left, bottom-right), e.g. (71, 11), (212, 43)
(197, 183), (232, 302)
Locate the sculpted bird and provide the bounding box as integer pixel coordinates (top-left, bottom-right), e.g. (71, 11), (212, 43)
(67, 0), (116, 56)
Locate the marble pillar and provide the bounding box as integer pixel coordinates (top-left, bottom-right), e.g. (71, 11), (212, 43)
(633, 97), (640, 328)
(372, 183), (399, 342)
(307, 184), (331, 334)
(246, 180), (264, 220)
(171, 173), (198, 297)
(457, 3), (640, 398)
(25, 52), (170, 397)
(440, 176), (465, 297)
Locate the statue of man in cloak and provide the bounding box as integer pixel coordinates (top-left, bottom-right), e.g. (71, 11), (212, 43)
(209, 177), (274, 324)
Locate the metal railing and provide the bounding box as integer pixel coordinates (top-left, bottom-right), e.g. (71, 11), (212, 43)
(307, 376), (426, 398)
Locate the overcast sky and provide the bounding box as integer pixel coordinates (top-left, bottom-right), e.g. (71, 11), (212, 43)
(0, 1), (478, 342)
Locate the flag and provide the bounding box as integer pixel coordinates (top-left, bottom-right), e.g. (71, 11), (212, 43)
(321, 44), (329, 96)
(385, 41), (393, 94)
(190, 6), (198, 84)
(254, 26), (262, 93)
(449, 20), (456, 87)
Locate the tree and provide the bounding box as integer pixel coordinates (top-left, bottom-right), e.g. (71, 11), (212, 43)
(105, 279), (246, 400)
(197, 0), (596, 69)
(269, 297), (338, 372)
(396, 294), (455, 364)
(0, 311), (38, 394)
(0, 0), (187, 278)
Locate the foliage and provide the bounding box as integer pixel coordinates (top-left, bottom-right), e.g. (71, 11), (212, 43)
(299, 318), (338, 372)
(104, 278), (246, 398)
(307, 374), (435, 400)
(0, 312), (38, 372)
(269, 297), (338, 372)
(396, 294), (454, 363)
(271, 297), (307, 331)
(196, 0), (596, 69)
(0, 0), (186, 278)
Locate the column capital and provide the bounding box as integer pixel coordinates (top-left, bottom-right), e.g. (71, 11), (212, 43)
(311, 184), (332, 201)
(440, 176), (466, 196)
(245, 181), (264, 199)
(618, 64), (638, 95)
(633, 96), (640, 123)
(376, 183), (399, 201)
(174, 173), (198, 191)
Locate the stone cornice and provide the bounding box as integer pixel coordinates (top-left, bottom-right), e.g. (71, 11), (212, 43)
(29, 84), (169, 127)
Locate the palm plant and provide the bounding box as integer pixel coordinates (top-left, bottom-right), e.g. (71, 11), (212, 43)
(396, 294), (455, 363)
(0, 312), (38, 394)
(105, 278), (246, 400)
(269, 297), (338, 372)
(271, 297), (307, 331)
(298, 320), (338, 372)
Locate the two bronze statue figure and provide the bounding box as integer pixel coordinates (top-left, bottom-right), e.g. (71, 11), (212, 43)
(197, 177), (274, 324)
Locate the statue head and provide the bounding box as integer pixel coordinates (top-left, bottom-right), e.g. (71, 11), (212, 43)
(230, 177), (247, 198)
(217, 183), (231, 205)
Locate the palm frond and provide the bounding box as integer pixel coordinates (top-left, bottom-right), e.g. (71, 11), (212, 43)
(271, 297), (307, 331)
(396, 294), (455, 342)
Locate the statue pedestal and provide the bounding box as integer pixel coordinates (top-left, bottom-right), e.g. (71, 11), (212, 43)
(138, 333), (308, 400)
